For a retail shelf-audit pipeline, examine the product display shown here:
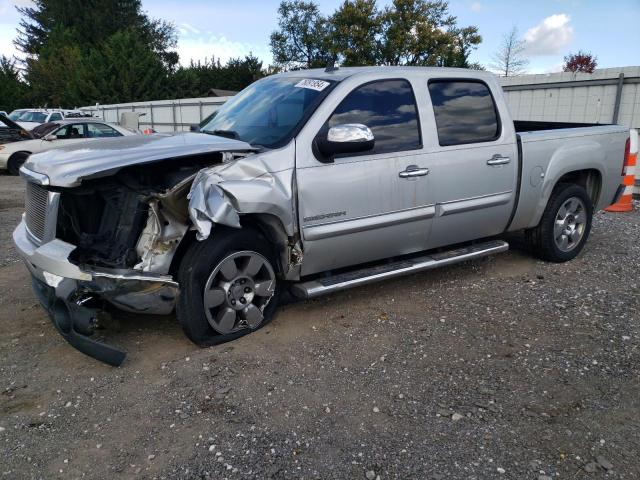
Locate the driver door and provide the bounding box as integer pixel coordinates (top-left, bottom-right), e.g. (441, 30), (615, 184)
(296, 78), (435, 275)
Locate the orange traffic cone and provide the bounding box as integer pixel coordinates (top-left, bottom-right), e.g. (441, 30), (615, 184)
(606, 130), (638, 212)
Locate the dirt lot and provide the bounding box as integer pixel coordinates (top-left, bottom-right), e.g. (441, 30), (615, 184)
(0, 172), (639, 480)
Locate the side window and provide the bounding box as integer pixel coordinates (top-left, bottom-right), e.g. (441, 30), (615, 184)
(428, 80), (500, 146)
(55, 124), (86, 139)
(87, 123), (122, 138)
(327, 79), (421, 155)
(49, 112), (63, 121)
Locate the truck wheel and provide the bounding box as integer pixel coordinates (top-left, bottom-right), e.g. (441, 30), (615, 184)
(526, 183), (593, 262)
(176, 227), (280, 346)
(7, 152), (29, 176)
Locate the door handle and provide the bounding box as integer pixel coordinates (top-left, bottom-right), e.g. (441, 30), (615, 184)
(399, 165), (429, 178)
(487, 154), (511, 166)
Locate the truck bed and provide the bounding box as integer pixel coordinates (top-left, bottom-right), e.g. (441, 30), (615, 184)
(507, 123), (629, 232)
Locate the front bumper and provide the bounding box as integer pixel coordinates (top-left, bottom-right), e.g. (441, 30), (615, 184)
(0, 152), (10, 170)
(13, 219), (180, 365)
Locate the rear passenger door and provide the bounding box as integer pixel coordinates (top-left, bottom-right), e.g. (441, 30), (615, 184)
(296, 78), (435, 275)
(426, 79), (518, 248)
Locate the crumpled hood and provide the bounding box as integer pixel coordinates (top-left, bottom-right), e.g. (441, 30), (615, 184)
(23, 132), (255, 187)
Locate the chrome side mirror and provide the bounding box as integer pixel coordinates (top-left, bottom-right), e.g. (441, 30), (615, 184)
(43, 133), (57, 141)
(316, 123), (375, 159)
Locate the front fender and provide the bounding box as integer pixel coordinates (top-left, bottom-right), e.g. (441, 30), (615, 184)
(187, 156), (296, 241)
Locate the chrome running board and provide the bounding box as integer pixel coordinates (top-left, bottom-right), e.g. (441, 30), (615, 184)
(290, 240), (509, 299)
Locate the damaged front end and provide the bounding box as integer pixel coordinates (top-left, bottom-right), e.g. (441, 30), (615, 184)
(15, 144), (264, 365)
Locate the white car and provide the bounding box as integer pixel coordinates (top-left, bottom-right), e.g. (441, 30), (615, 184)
(0, 119), (134, 174)
(15, 109), (69, 130)
(7, 109), (30, 121)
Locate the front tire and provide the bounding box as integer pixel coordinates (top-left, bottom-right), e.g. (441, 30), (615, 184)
(176, 227), (280, 346)
(526, 183), (593, 262)
(7, 152), (30, 176)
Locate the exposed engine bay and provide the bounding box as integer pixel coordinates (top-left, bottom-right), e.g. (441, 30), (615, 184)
(55, 152), (239, 274)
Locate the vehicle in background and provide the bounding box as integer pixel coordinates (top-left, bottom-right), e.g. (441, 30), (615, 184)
(15, 109), (66, 130)
(0, 119), (134, 175)
(0, 114), (34, 145)
(8, 109), (29, 121)
(0, 111), (7, 117)
(13, 67), (631, 365)
(64, 112), (98, 119)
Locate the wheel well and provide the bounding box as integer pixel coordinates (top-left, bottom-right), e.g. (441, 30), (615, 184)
(555, 169), (601, 206)
(167, 214), (290, 279)
(9, 151), (31, 163)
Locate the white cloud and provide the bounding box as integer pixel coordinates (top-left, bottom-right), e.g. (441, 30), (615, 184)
(174, 31), (271, 66)
(470, 2), (482, 12)
(523, 14), (573, 56)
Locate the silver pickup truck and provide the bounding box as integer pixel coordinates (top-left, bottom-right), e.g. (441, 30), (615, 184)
(13, 67), (630, 365)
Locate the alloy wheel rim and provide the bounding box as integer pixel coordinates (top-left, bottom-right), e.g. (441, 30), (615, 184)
(203, 251), (276, 334)
(554, 196), (586, 252)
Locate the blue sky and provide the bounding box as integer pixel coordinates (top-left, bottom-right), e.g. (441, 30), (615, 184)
(1, 0), (639, 74)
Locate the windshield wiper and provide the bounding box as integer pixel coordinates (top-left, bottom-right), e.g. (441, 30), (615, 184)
(209, 129), (240, 140)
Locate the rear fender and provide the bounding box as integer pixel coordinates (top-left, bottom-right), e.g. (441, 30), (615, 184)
(530, 140), (605, 228)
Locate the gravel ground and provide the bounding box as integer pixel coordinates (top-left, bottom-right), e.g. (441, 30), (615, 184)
(1, 174), (639, 479)
(0, 172), (25, 267)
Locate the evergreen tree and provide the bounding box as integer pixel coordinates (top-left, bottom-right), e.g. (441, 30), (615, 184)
(15, 0), (177, 106)
(78, 29), (169, 104)
(0, 56), (29, 112)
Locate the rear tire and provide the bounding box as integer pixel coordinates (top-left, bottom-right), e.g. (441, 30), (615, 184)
(526, 183), (593, 262)
(7, 152), (29, 176)
(176, 227), (281, 346)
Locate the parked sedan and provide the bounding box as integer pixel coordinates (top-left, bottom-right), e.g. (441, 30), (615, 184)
(0, 119), (134, 175)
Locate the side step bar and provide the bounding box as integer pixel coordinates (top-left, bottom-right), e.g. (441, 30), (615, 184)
(290, 240), (509, 299)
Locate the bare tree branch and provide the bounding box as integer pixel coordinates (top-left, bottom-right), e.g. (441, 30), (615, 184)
(490, 26), (528, 77)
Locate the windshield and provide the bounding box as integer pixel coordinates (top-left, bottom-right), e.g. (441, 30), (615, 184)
(18, 111), (48, 123)
(201, 76), (335, 148)
(8, 111), (25, 121)
(31, 122), (60, 138)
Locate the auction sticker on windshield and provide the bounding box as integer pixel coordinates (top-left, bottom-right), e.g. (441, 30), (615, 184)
(295, 79), (330, 91)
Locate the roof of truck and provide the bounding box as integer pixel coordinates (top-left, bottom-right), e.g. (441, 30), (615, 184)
(276, 66), (497, 82)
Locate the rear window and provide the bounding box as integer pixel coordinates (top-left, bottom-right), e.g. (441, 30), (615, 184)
(428, 80), (500, 146)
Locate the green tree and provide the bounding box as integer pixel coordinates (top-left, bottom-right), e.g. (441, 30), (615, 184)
(271, 0), (481, 69)
(380, 0), (458, 66)
(270, 0), (332, 69)
(169, 54), (264, 98)
(24, 27), (86, 107)
(330, 0), (382, 66)
(441, 26), (482, 68)
(15, 0), (177, 106)
(79, 29), (169, 104)
(16, 0), (176, 69)
(221, 54), (264, 90)
(0, 56), (29, 112)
